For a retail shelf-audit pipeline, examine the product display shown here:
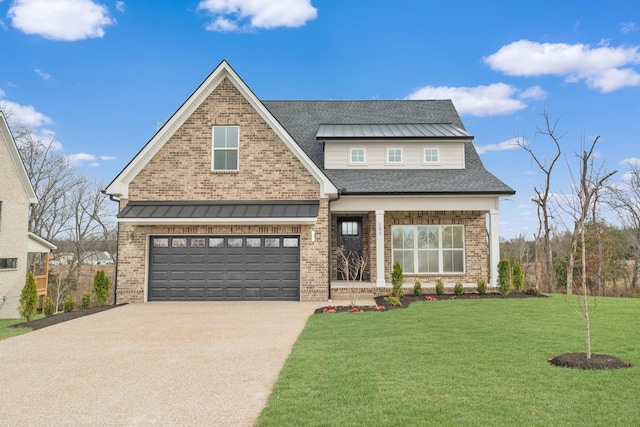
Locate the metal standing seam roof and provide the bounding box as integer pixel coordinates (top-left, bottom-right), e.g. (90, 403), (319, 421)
(117, 200), (320, 220)
(316, 123), (471, 139)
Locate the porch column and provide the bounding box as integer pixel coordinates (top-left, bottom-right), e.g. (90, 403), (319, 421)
(489, 210), (500, 288)
(375, 210), (385, 286)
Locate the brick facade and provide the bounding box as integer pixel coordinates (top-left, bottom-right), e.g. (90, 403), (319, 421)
(116, 77), (328, 302)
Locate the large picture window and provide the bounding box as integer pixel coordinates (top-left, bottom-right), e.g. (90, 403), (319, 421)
(212, 126), (239, 171)
(392, 225), (464, 273)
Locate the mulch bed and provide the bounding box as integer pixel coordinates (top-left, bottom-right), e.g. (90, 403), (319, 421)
(314, 290), (547, 314)
(10, 304), (125, 331)
(549, 353), (631, 370)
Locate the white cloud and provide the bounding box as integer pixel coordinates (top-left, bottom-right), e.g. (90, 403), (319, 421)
(406, 83), (526, 116)
(484, 39), (640, 92)
(621, 157), (640, 166)
(197, 0), (317, 32)
(115, 1), (125, 12)
(0, 99), (52, 127)
(520, 85), (546, 100)
(34, 68), (52, 80)
(99, 155), (116, 161)
(621, 22), (638, 34)
(67, 152), (96, 165)
(8, 0), (115, 41)
(475, 137), (520, 155)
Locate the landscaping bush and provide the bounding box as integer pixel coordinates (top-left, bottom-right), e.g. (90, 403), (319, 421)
(19, 272), (38, 321)
(81, 292), (91, 310)
(92, 270), (111, 307)
(512, 260), (524, 291)
(435, 278), (444, 295)
(413, 280), (422, 296)
(391, 261), (404, 298)
(497, 259), (512, 295)
(453, 281), (463, 295)
(384, 296), (402, 307)
(476, 279), (487, 295)
(43, 296), (55, 317)
(63, 294), (75, 312)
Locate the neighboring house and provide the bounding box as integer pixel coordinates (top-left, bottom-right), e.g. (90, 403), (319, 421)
(0, 113), (56, 318)
(105, 60), (514, 303)
(83, 251), (115, 265)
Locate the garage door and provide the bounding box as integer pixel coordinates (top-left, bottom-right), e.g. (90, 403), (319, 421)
(148, 235), (300, 301)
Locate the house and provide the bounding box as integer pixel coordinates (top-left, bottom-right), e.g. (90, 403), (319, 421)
(0, 113), (56, 318)
(105, 60), (514, 303)
(83, 251), (115, 265)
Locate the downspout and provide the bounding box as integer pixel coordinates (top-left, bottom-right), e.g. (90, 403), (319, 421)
(104, 191), (120, 305)
(327, 189), (343, 301)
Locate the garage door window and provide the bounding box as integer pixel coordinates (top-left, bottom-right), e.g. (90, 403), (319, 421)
(153, 238), (169, 247)
(246, 238), (261, 247)
(209, 238), (224, 247)
(190, 238), (206, 247)
(228, 238), (243, 247)
(265, 238), (280, 247)
(283, 238), (299, 247)
(172, 238), (187, 248)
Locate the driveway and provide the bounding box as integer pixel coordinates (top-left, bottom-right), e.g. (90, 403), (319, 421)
(0, 302), (320, 426)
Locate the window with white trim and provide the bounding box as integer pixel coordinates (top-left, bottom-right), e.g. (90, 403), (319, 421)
(350, 148), (365, 164)
(212, 126), (239, 171)
(424, 148), (439, 163)
(387, 148), (402, 163)
(392, 225), (464, 273)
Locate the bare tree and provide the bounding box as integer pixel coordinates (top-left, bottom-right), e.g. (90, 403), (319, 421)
(516, 111), (563, 292)
(608, 161), (640, 288)
(561, 136), (615, 359)
(336, 246), (368, 307)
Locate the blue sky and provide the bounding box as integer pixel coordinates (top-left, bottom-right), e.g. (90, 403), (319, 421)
(1, 0), (639, 239)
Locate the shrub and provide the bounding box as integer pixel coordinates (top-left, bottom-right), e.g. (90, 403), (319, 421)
(435, 278), (444, 295)
(512, 260), (524, 291)
(391, 261), (404, 298)
(19, 272), (38, 321)
(43, 296), (55, 317)
(93, 270), (111, 307)
(63, 294), (75, 312)
(413, 280), (422, 296)
(384, 296), (402, 307)
(497, 259), (512, 295)
(81, 292), (91, 310)
(453, 281), (463, 295)
(476, 279), (487, 295)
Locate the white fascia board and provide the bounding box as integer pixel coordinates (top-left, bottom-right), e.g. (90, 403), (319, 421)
(332, 194), (501, 212)
(0, 113), (38, 203)
(117, 217), (318, 225)
(27, 232), (57, 252)
(104, 60), (338, 199)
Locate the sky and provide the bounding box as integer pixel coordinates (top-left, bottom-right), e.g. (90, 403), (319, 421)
(1, 0), (639, 239)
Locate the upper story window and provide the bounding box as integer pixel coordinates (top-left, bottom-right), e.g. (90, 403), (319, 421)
(387, 148), (402, 164)
(424, 148), (439, 163)
(0, 258), (17, 270)
(212, 126), (239, 171)
(350, 148), (365, 164)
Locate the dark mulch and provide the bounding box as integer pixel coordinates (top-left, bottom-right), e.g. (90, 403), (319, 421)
(549, 352), (631, 370)
(314, 290), (547, 314)
(10, 304), (125, 331)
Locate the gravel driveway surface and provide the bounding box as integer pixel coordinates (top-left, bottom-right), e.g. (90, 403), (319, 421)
(0, 302), (319, 426)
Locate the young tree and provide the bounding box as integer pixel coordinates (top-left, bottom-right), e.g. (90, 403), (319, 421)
(561, 136), (616, 359)
(19, 272), (39, 321)
(497, 259), (512, 295)
(336, 246), (368, 307)
(512, 260), (525, 291)
(516, 111), (563, 292)
(93, 270), (111, 306)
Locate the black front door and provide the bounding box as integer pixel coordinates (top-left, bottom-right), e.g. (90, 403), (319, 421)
(337, 218), (364, 280)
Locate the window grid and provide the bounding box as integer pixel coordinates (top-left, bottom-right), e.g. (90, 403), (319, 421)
(350, 148), (365, 164)
(387, 148), (402, 163)
(424, 148), (439, 163)
(392, 225), (464, 274)
(212, 126), (239, 171)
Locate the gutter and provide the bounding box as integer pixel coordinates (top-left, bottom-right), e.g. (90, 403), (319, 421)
(327, 189), (343, 301)
(103, 191), (120, 305)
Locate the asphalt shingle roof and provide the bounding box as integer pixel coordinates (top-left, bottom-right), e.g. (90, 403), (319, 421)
(263, 100), (515, 195)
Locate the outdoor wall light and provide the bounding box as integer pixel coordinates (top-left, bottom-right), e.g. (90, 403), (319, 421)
(311, 229), (316, 242)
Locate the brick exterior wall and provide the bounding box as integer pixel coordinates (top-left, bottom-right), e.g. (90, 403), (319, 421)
(330, 210), (488, 287)
(116, 77), (328, 302)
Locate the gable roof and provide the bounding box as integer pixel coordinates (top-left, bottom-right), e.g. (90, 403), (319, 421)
(263, 100), (515, 195)
(104, 60), (338, 199)
(0, 112), (37, 203)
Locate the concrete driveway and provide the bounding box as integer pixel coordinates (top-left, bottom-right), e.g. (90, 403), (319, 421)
(0, 301), (320, 426)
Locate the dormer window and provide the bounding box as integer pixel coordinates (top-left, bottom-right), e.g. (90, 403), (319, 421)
(212, 126), (239, 171)
(387, 148), (402, 164)
(350, 148), (365, 164)
(424, 148), (439, 164)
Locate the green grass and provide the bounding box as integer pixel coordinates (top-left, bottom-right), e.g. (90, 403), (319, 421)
(0, 318), (33, 340)
(257, 295), (640, 426)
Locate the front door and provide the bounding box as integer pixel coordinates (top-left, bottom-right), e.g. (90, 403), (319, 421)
(337, 218), (364, 280)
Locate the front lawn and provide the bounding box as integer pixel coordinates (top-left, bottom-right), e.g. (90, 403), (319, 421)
(0, 318), (33, 340)
(257, 295), (640, 426)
